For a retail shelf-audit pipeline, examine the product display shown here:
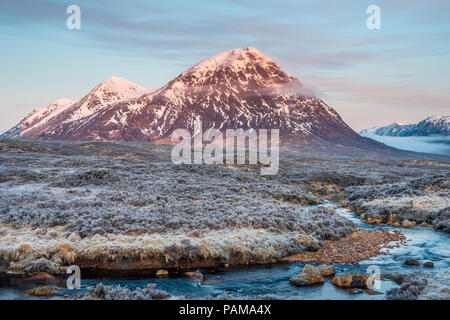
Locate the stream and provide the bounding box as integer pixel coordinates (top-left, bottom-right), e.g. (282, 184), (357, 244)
(1, 200), (449, 300)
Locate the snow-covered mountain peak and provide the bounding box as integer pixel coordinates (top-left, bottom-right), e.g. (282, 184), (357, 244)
(21, 98), (74, 127)
(424, 115), (449, 124)
(192, 47), (275, 71)
(16, 98), (75, 135)
(165, 47), (314, 99)
(2, 77), (152, 138)
(58, 77), (151, 124)
(90, 76), (149, 100)
(360, 115), (450, 137)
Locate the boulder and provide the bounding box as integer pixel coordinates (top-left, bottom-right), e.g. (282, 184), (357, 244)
(25, 272), (55, 281)
(367, 217), (383, 225)
(419, 222), (434, 228)
(381, 273), (406, 285)
(156, 269), (169, 277)
(388, 214), (399, 224)
(289, 264), (324, 286)
(404, 260), (420, 266)
(302, 264), (321, 275)
(330, 271), (374, 289)
(423, 261), (434, 268)
(26, 286), (58, 296)
(318, 264), (336, 277)
(289, 274), (324, 286)
(402, 220), (416, 228)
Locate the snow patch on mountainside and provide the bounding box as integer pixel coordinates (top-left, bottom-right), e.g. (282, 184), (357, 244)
(22, 98), (73, 126)
(1, 98), (75, 137)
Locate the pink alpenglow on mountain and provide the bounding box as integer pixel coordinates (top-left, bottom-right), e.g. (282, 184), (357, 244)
(3, 48), (390, 155)
(2, 98), (74, 138)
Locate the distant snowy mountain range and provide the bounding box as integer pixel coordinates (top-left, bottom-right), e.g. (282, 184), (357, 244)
(360, 116), (450, 156)
(360, 115), (450, 137)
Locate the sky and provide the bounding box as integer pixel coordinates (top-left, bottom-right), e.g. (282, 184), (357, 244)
(1, 0), (449, 133)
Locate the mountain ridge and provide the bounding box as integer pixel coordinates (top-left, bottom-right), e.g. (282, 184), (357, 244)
(360, 115), (450, 137)
(23, 47), (357, 143)
(2, 47), (447, 160)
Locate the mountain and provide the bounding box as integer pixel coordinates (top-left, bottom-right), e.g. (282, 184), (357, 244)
(360, 115), (450, 137)
(359, 116), (450, 156)
(2, 77), (150, 139)
(1, 98), (74, 138)
(3, 47), (446, 159)
(13, 47), (361, 143)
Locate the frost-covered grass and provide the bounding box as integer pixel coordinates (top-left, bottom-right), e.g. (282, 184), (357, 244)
(385, 271), (450, 300)
(385, 272), (429, 300)
(0, 153), (353, 238)
(80, 283), (171, 300)
(0, 139), (448, 273)
(0, 224), (322, 271)
(419, 271), (450, 300)
(346, 173), (449, 229)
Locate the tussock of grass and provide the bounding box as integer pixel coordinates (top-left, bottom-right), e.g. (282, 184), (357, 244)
(80, 283), (171, 300)
(0, 226), (322, 273)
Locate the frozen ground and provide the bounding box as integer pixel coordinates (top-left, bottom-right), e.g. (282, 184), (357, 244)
(0, 139), (449, 274)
